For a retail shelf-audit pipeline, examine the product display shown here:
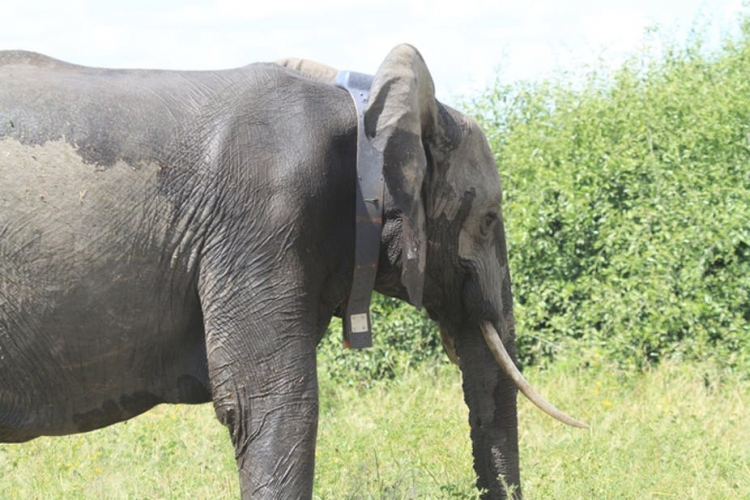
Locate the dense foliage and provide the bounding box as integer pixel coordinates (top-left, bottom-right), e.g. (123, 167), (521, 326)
(318, 295), (444, 386)
(319, 16), (750, 378)
(474, 21), (750, 372)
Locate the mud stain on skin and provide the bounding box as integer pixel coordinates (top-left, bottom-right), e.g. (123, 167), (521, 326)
(1, 137), (209, 436)
(0, 136), (170, 360)
(0, 135), (163, 210)
(0, 137), (168, 259)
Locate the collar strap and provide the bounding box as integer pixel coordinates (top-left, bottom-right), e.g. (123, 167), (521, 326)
(334, 71), (385, 349)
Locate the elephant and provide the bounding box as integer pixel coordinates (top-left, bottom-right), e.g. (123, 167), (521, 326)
(0, 45), (586, 499)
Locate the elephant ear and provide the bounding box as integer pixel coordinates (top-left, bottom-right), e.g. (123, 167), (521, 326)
(365, 44), (439, 309)
(275, 57), (339, 83)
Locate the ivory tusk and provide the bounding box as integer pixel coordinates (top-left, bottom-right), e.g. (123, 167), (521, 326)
(480, 321), (590, 429)
(439, 325), (460, 365)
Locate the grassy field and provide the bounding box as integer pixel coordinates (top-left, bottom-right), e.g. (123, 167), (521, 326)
(1, 359), (748, 499)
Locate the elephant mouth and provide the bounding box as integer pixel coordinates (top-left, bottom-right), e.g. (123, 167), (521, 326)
(479, 321), (589, 429)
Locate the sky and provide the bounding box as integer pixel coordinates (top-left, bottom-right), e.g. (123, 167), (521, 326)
(1, 1), (746, 105)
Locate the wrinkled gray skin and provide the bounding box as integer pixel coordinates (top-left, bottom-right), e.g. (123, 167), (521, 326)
(0, 45), (521, 498)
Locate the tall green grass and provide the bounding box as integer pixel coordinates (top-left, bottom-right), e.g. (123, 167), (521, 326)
(1, 360), (747, 499)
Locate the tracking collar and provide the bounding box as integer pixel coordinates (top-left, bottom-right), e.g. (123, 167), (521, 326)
(334, 71), (385, 349)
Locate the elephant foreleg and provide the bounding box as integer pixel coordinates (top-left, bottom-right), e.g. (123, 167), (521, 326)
(201, 291), (319, 499)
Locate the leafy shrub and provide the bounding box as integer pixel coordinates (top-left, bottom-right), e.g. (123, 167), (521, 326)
(471, 17), (750, 372)
(317, 293), (445, 385)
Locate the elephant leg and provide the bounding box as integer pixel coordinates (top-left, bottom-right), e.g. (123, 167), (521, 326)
(200, 286), (319, 499)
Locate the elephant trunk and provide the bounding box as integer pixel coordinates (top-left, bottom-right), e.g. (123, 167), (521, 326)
(456, 323), (521, 500)
(454, 323), (587, 499)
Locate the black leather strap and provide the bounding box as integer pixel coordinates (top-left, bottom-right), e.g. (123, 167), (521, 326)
(334, 71), (384, 349)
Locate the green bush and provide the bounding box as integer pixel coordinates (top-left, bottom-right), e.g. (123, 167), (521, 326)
(317, 293), (445, 385)
(471, 18), (750, 372)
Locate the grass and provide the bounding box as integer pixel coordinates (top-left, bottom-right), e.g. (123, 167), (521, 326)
(0, 404), (238, 499)
(1, 359), (747, 499)
(518, 360), (750, 499)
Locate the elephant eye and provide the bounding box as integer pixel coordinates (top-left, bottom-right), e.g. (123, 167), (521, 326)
(481, 212), (498, 235)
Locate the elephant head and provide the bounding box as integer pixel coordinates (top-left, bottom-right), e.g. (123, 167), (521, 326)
(281, 44), (586, 499)
(364, 45), (586, 499)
